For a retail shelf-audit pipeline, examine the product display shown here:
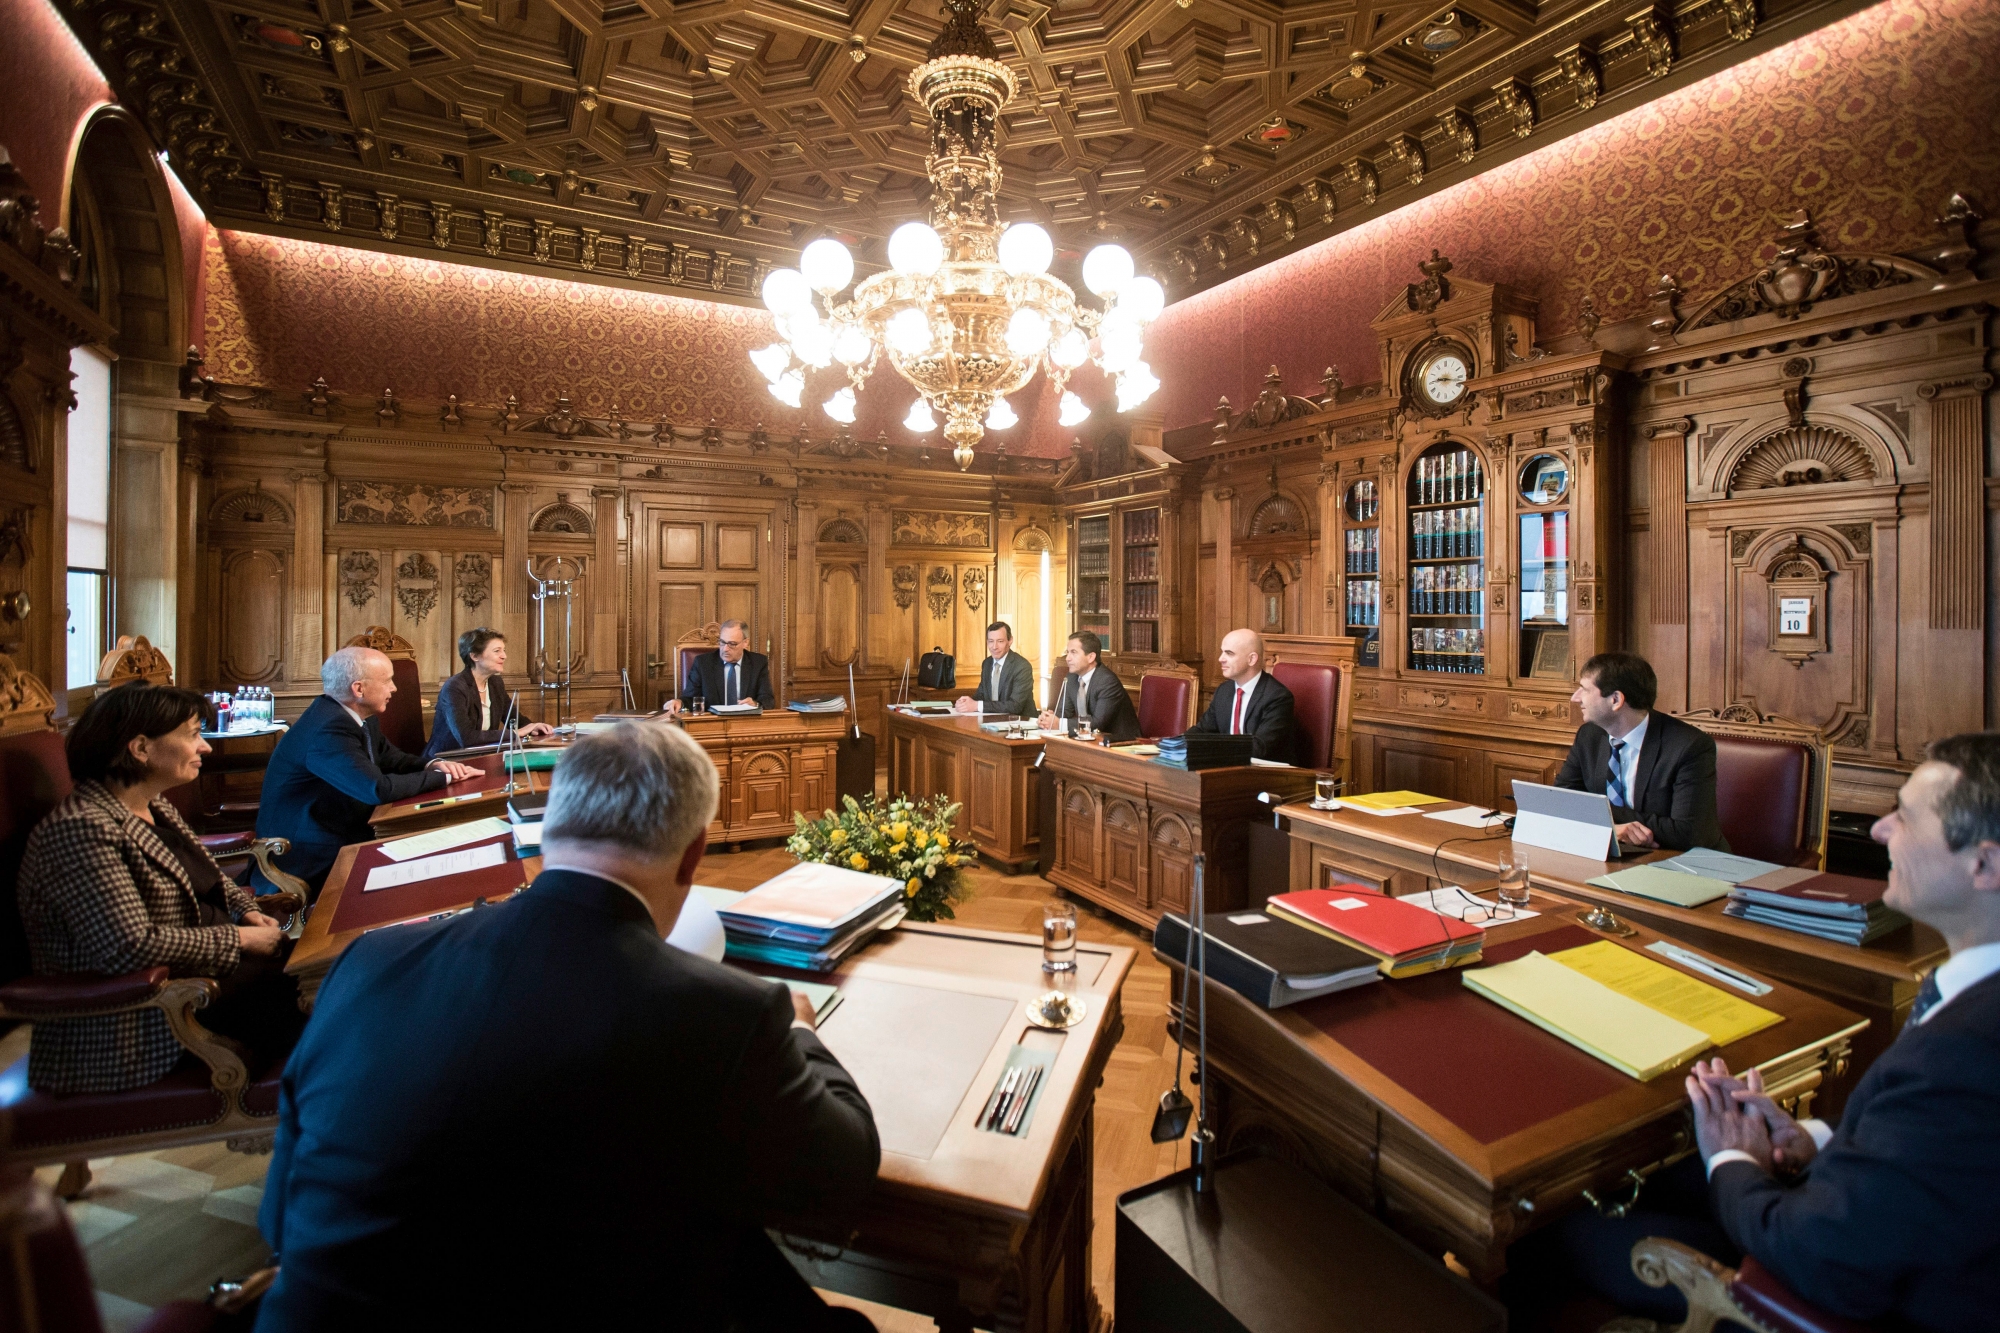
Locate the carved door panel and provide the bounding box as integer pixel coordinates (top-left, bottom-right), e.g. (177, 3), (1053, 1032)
(967, 752), (1002, 845)
(925, 741), (964, 839)
(732, 749), (793, 836)
(1103, 795), (1145, 910)
(1058, 782), (1096, 880)
(1378, 740), (1463, 803)
(797, 741), (832, 816)
(819, 563), (861, 667)
(1490, 754), (1562, 810)
(1149, 811), (1196, 917)
(891, 729), (918, 799)
(219, 549), (286, 685)
(634, 496), (784, 709)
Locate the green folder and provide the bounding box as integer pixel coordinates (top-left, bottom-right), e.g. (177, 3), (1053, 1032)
(1586, 864), (1733, 908)
(503, 748), (564, 772)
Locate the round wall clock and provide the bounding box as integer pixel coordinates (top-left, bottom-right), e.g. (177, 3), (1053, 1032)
(1407, 342), (1473, 415)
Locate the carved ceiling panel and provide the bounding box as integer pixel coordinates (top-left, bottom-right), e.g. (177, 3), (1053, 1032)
(61, 0), (1859, 304)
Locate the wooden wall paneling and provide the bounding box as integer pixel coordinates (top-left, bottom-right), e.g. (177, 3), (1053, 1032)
(1648, 419), (1692, 711)
(290, 468), (327, 695)
(794, 499), (822, 671)
(1920, 372), (1992, 741)
(590, 487), (620, 695)
(110, 360), (202, 665)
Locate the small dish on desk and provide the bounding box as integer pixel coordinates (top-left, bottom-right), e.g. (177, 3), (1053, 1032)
(1309, 797), (1341, 811)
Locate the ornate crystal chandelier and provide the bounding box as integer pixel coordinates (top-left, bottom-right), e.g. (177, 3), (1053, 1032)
(747, 0), (1162, 470)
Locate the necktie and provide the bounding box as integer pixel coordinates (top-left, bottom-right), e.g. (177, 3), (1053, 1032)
(1606, 739), (1628, 808)
(1231, 688), (1245, 735)
(1906, 970), (1943, 1029)
(726, 663), (739, 706)
(984, 658), (994, 701)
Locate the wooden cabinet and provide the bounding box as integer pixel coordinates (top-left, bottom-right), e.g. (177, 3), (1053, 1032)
(1057, 441), (1197, 660)
(679, 712), (843, 844)
(884, 710), (1042, 871)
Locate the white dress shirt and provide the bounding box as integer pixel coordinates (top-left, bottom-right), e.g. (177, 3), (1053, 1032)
(1068, 667), (1095, 717)
(1607, 713), (1648, 804)
(1705, 940), (2000, 1177)
(1228, 673), (1264, 733)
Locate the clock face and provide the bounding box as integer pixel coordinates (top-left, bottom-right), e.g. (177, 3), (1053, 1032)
(1422, 353), (1469, 405)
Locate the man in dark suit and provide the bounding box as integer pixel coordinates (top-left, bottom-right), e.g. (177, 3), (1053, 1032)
(1186, 628), (1304, 763)
(253, 647), (479, 894)
(1514, 732), (2000, 1331)
(955, 620), (1036, 718)
(255, 722), (880, 1331)
(669, 619), (776, 712)
(1553, 650), (1727, 851)
(1037, 631), (1140, 741)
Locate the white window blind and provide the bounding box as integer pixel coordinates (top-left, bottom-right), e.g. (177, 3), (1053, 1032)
(67, 346), (112, 570)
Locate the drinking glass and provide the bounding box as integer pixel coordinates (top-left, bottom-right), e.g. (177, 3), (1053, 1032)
(1042, 900), (1079, 975)
(1496, 851), (1532, 913)
(1314, 774), (1339, 806)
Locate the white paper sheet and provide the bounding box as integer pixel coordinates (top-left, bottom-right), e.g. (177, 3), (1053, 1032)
(364, 841), (506, 891)
(1332, 800), (1418, 817)
(380, 816), (514, 862)
(1422, 805), (1510, 829)
(1399, 887), (1541, 930)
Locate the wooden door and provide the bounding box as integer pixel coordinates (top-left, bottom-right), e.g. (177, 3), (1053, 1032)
(634, 494), (785, 709)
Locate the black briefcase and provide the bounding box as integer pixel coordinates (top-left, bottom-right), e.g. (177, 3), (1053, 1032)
(917, 647), (956, 689)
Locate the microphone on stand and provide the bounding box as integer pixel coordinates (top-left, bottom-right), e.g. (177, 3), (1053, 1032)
(498, 689), (522, 796)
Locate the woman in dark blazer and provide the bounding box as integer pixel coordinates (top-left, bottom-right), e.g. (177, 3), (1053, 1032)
(425, 627), (555, 759)
(16, 685), (300, 1093)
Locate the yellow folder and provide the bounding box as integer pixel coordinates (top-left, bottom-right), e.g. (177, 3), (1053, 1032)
(1342, 790), (1448, 811)
(1550, 940), (1782, 1047)
(1464, 951), (1712, 1080)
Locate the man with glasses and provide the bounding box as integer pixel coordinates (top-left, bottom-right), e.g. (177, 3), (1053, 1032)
(667, 620), (775, 714)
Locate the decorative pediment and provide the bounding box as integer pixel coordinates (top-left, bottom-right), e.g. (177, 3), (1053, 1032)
(1728, 424), (1877, 492)
(1682, 212), (1932, 328)
(817, 517), (867, 544)
(0, 652), (55, 737)
(530, 496), (594, 534)
(209, 486), (294, 525)
(1248, 492), (1307, 537)
(96, 634), (173, 692)
(518, 395), (613, 439)
(1214, 368), (1319, 437)
(344, 625), (415, 659)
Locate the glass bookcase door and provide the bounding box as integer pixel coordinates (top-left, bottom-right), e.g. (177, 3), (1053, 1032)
(1518, 453), (1572, 679)
(1341, 480), (1380, 651)
(1122, 507), (1161, 654)
(1405, 442), (1487, 674)
(1075, 514), (1112, 644)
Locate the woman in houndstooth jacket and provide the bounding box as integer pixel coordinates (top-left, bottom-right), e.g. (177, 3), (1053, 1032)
(16, 686), (301, 1093)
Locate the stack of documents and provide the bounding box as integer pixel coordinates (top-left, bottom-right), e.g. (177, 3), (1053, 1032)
(1724, 868), (1908, 945)
(1334, 790), (1448, 817)
(1154, 909), (1381, 1008)
(1586, 864), (1735, 908)
(1658, 848), (1785, 882)
(1463, 939), (1783, 1079)
(503, 748), (562, 773)
(786, 696), (849, 713)
(1154, 733), (1253, 770)
(717, 862), (907, 972)
(506, 793), (546, 850)
(1265, 887), (1483, 978)
(708, 701), (762, 716)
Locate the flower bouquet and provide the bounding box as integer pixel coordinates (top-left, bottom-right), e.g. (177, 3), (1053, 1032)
(787, 793), (972, 923)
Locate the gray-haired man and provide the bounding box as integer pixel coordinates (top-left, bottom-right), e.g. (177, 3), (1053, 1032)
(257, 722), (881, 1329)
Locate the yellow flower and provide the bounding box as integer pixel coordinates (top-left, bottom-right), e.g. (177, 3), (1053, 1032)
(934, 834), (951, 851)
(906, 877), (921, 896)
(879, 823), (891, 835)
(912, 830), (929, 849)
(890, 842), (907, 856)
(891, 821), (910, 842)
(849, 852), (869, 871)
(829, 829), (847, 845)
(946, 854), (960, 867)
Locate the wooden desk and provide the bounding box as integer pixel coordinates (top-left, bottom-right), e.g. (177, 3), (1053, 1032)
(885, 709), (1043, 872)
(369, 748), (556, 838)
(677, 710), (846, 844)
(291, 840), (1134, 1333)
(1279, 799), (1944, 1112)
(288, 828), (541, 1004)
(1162, 892), (1866, 1281)
(1043, 739), (1317, 928)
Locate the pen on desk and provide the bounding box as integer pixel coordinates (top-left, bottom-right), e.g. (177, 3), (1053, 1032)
(1001, 1065), (1033, 1132)
(987, 1067), (1022, 1130)
(976, 1067), (1012, 1128)
(1647, 941), (1773, 996)
(1004, 1066), (1043, 1135)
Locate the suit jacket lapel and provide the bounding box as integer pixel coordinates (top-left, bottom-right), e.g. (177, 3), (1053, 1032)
(1632, 718), (1666, 802)
(79, 783), (196, 901)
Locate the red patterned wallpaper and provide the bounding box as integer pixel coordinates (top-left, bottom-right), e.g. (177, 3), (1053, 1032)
(203, 230), (1074, 454)
(1148, 0), (2000, 430)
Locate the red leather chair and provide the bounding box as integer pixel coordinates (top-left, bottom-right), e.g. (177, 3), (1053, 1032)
(0, 657), (305, 1200)
(1271, 662), (1341, 771)
(344, 627), (425, 756)
(1137, 673), (1195, 739)
(679, 643), (711, 701)
(1678, 709), (1828, 868)
(1628, 1237), (1876, 1333)
(0, 1162), (273, 1331)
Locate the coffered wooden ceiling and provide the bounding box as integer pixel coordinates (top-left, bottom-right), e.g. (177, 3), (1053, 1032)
(61, 0), (1867, 306)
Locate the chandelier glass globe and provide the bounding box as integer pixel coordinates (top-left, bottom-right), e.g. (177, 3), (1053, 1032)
(832, 324), (873, 366)
(1082, 244), (1135, 297)
(1058, 391), (1091, 427)
(790, 318), (835, 369)
(770, 370), (804, 408)
(749, 343), (791, 385)
(1116, 363), (1159, 412)
(1120, 276), (1166, 323)
(760, 267), (813, 316)
(1049, 327), (1089, 369)
(985, 397), (1018, 430)
(997, 222), (1054, 276)
(886, 307), (934, 355)
(904, 399), (937, 432)
(800, 238), (854, 293)
(822, 386), (857, 423)
(887, 222), (945, 276)
(1004, 308), (1050, 356)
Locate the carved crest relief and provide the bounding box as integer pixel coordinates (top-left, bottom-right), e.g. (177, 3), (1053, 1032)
(892, 510), (990, 548)
(455, 553), (491, 610)
(926, 566), (955, 620)
(338, 482), (494, 528)
(395, 552), (441, 623)
(961, 568), (987, 614)
(892, 565), (918, 610)
(338, 551), (380, 607)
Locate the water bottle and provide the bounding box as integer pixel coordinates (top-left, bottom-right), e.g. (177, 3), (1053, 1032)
(215, 692), (231, 733)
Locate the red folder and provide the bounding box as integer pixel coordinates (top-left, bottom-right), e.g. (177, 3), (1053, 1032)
(1266, 887), (1482, 966)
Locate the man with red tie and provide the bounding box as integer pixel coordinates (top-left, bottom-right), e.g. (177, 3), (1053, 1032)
(1186, 628), (1304, 764)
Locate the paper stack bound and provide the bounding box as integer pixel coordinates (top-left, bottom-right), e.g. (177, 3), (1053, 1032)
(717, 862), (906, 971)
(1724, 868), (1908, 946)
(1265, 887), (1483, 978)
(1153, 910), (1381, 1008)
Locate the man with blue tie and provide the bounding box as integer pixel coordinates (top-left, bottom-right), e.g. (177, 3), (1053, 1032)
(1552, 650), (1727, 851)
(667, 620), (776, 714)
(1511, 732), (2000, 1331)
(253, 647), (481, 895)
